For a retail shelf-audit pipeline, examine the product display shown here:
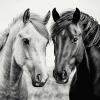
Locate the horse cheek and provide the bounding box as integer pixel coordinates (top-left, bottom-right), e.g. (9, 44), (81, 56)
(14, 44), (26, 66)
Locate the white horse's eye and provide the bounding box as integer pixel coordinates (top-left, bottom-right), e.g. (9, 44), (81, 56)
(23, 38), (29, 45)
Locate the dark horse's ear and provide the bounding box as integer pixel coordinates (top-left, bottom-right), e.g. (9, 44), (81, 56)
(43, 10), (51, 25)
(52, 8), (60, 22)
(72, 8), (80, 25)
(23, 8), (30, 24)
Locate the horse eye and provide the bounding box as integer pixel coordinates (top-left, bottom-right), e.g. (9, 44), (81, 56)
(72, 37), (78, 43)
(23, 38), (29, 45)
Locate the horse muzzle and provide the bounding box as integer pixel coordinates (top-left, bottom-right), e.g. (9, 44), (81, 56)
(53, 69), (69, 84)
(31, 74), (49, 87)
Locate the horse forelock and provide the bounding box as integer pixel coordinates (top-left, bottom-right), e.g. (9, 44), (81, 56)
(30, 14), (49, 40)
(51, 10), (75, 38)
(14, 12), (50, 40)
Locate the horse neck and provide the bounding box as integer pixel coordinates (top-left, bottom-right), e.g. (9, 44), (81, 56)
(77, 21), (100, 82)
(0, 36), (15, 88)
(0, 35), (17, 99)
(3, 38), (26, 99)
(10, 56), (23, 92)
(8, 21), (27, 98)
(8, 22), (24, 92)
(76, 48), (90, 82)
(86, 46), (100, 84)
(77, 45), (100, 84)
(0, 21), (23, 92)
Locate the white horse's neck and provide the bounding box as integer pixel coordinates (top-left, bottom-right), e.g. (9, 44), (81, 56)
(9, 56), (27, 99)
(0, 22), (20, 83)
(0, 38), (13, 98)
(0, 20), (27, 99)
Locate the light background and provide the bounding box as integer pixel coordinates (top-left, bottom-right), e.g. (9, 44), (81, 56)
(0, 1), (100, 100)
(0, 0), (100, 71)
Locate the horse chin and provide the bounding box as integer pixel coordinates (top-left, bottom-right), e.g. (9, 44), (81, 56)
(53, 69), (70, 84)
(55, 77), (69, 84)
(31, 78), (48, 87)
(31, 73), (49, 87)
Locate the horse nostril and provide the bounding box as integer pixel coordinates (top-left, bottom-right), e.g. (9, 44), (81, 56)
(37, 74), (42, 82)
(53, 70), (60, 81)
(62, 70), (67, 79)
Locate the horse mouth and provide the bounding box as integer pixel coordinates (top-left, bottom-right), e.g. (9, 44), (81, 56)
(55, 78), (69, 84)
(31, 74), (49, 87)
(32, 81), (45, 87)
(31, 79), (47, 87)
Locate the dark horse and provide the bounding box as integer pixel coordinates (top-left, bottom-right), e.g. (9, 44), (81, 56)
(51, 7), (100, 100)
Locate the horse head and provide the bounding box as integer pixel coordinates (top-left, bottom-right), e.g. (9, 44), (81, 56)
(52, 8), (84, 84)
(13, 9), (51, 87)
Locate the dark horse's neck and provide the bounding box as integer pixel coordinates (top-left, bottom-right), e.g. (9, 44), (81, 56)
(69, 47), (98, 100)
(76, 48), (90, 83)
(76, 45), (100, 82)
(75, 46), (100, 98)
(76, 46), (100, 84)
(85, 46), (100, 84)
(69, 47), (92, 100)
(86, 46), (100, 97)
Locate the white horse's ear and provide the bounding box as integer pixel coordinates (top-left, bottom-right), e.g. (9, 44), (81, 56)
(72, 8), (80, 25)
(43, 10), (51, 25)
(52, 8), (60, 22)
(23, 8), (30, 24)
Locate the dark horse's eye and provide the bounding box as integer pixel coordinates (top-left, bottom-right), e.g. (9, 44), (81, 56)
(72, 37), (78, 43)
(23, 38), (29, 45)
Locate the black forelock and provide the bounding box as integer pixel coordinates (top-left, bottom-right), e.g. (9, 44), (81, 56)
(51, 11), (73, 38)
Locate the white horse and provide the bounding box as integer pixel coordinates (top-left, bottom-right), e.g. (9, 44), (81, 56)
(0, 8), (50, 100)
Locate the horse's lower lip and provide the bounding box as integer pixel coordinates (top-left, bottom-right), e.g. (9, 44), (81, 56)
(55, 78), (69, 84)
(31, 75), (49, 87)
(32, 81), (45, 87)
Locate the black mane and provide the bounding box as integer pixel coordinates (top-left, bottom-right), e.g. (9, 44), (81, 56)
(51, 9), (100, 48)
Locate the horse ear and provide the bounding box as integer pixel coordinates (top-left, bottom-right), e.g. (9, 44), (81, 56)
(23, 8), (30, 24)
(52, 8), (60, 22)
(72, 8), (80, 25)
(43, 10), (51, 25)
